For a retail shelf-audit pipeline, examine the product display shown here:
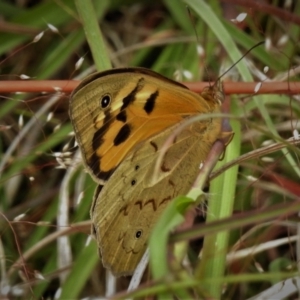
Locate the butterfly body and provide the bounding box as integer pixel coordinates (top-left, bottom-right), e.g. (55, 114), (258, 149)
(69, 67), (223, 276)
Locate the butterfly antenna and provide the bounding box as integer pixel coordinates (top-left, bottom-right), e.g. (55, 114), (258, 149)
(187, 6), (202, 54)
(216, 40), (265, 82)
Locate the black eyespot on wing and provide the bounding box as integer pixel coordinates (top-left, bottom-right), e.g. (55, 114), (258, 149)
(131, 179), (136, 186)
(135, 165), (139, 171)
(135, 230), (142, 239)
(89, 153), (116, 181)
(113, 124), (131, 146)
(89, 110), (118, 181)
(150, 141), (158, 152)
(92, 115), (111, 151)
(100, 94), (111, 109)
(144, 90), (159, 114)
(116, 110), (127, 123)
(121, 78), (145, 110)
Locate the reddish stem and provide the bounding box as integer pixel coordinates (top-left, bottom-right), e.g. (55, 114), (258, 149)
(0, 80), (299, 95)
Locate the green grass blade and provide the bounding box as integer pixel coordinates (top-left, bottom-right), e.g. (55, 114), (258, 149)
(75, 0), (111, 71)
(59, 242), (98, 299)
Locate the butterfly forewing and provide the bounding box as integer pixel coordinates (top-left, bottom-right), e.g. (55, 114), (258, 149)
(70, 68), (216, 185)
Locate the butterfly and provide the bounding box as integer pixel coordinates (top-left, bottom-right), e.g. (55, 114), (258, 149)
(69, 67), (224, 276)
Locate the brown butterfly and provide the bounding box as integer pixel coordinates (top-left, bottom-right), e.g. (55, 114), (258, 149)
(69, 67), (223, 276)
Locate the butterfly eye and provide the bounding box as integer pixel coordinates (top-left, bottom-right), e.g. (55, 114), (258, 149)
(135, 230), (142, 239)
(100, 94), (111, 109)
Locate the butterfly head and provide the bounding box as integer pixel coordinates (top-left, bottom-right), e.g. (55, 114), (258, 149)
(201, 80), (224, 107)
